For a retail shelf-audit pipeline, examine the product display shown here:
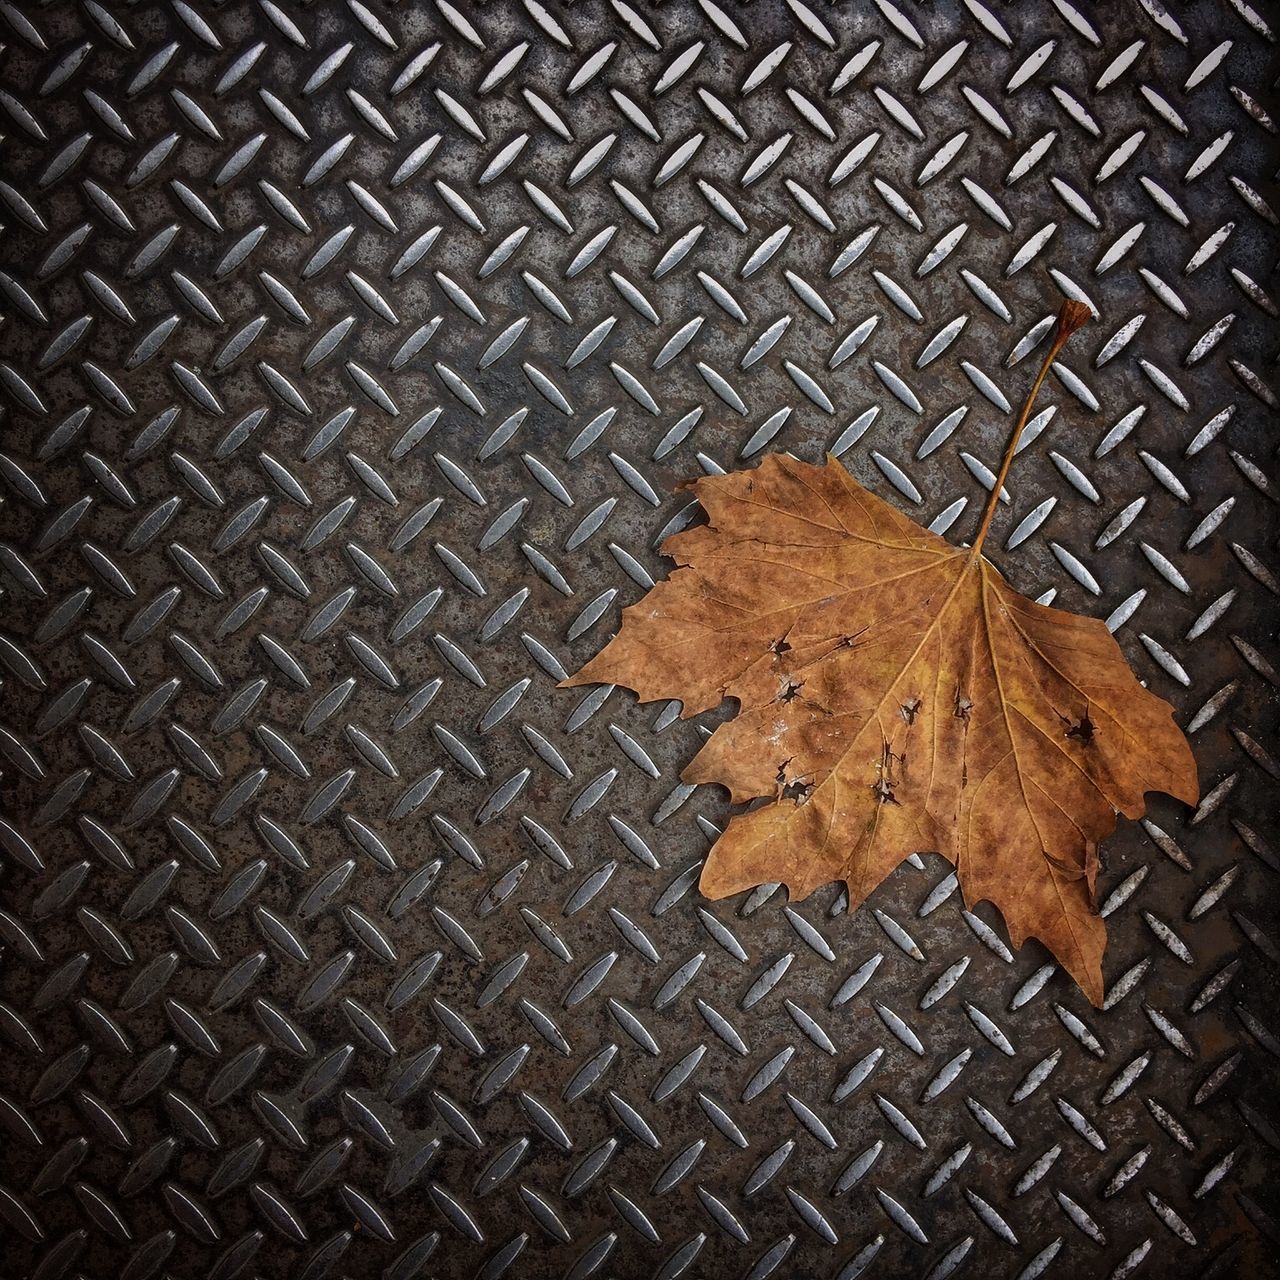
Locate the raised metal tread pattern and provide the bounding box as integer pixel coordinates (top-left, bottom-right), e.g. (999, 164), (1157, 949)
(0, 1), (1277, 1278)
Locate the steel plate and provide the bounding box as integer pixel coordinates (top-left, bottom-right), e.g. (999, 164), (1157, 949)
(0, 2), (1277, 1278)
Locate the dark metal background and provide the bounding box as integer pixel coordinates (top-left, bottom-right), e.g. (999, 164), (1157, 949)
(0, 2), (1278, 1278)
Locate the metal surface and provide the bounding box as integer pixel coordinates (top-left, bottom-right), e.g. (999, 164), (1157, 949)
(0, 2), (1277, 1277)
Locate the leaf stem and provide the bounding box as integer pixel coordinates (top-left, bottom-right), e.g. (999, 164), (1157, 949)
(967, 301), (1092, 563)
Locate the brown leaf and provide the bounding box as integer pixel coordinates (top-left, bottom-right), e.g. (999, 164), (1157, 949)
(563, 315), (1198, 1005)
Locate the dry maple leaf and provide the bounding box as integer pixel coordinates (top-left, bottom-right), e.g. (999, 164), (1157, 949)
(563, 302), (1198, 1004)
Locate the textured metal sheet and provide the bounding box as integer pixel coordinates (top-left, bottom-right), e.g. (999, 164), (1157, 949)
(0, 2), (1278, 1278)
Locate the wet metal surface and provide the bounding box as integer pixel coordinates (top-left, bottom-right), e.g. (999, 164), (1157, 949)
(0, 2), (1278, 1277)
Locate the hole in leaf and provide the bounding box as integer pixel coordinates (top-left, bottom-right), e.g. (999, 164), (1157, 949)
(873, 778), (899, 805)
(781, 778), (814, 805)
(873, 739), (901, 804)
(1065, 714), (1095, 744)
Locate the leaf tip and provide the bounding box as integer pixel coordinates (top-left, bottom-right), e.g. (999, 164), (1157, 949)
(1080, 966), (1105, 1009)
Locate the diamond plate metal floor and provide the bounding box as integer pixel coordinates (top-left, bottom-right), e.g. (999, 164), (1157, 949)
(1, 2), (1278, 1278)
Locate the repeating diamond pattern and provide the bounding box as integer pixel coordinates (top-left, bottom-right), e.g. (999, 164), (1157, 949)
(0, 2), (1276, 1278)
